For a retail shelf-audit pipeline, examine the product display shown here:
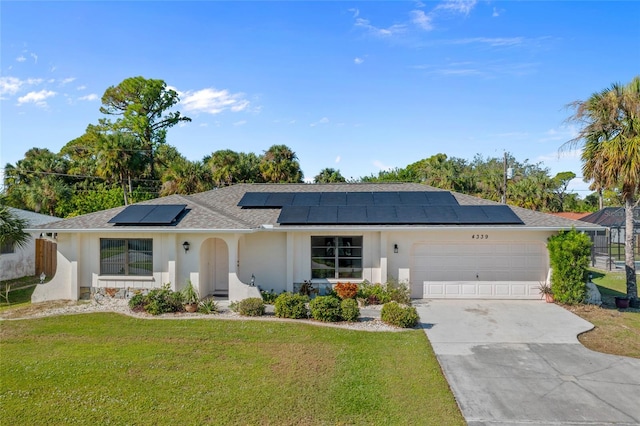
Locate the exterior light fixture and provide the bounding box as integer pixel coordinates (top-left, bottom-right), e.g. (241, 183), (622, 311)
(250, 274), (255, 286)
(182, 241), (190, 253)
(393, 244), (399, 254)
(39, 272), (46, 284)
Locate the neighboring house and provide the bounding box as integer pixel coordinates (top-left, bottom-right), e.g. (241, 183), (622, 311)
(580, 207), (640, 244)
(28, 183), (601, 303)
(1, 208), (61, 281)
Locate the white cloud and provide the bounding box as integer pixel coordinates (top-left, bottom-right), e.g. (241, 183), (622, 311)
(435, 0), (478, 16)
(30, 53), (38, 63)
(17, 90), (56, 107)
(233, 120), (247, 126)
(448, 37), (525, 47)
(414, 1), (426, 8)
(76, 85), (87, 90)
(310, 117), (330, 127)
(0, 77), (24, 96)
(60, 77), (76, 85)
(354, 57), (364, 65)
(538, 125), (577, 143)
(410, 10), (433, 31)
(16, 56), (26, 63)
(335, 156), (341, 163)
(180, 87), (250, 115)
(78, 94), (98, 101)
(492, 7), (502, 17)
(355, 17), (406, 37)
(348, 8), (359, 18)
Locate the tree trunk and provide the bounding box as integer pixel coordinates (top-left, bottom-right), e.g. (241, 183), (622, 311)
(598, 188), (603, 210)
(624, 194), (638, 302)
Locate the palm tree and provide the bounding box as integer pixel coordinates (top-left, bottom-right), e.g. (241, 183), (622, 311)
(314, 168), (346, 183)
(0, 202), (30, 250)
(161, 159), (213, 196)
(259, 145), (304, 183)
(565, 76), (640, 303)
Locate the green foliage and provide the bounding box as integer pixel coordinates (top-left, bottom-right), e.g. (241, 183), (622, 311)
(381, 302), (419, 328)
(357, 281), (390, 305)
(309, 296), (342, 322)
(127, 284), (184, 315)
(386, 278), (411, 304)
(547, 229), (592, 304)
(274, 292), (309, 319)
(0, 202), (30, 249)
(236, 297), (265, 316)
(198, 297), (218, 314)
(340, 298), (360, 322)
(181, 280), (199, 304)
(260, 289), (279, 304)
(314, 167), (346, 183)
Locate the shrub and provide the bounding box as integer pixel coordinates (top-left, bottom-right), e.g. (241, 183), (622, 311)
(309, 296), (342, 322)
(181, 280), (199, 305)
(198, 297), (218, 314)
(335, 282), (358, 299)
(128, 292), (146, 312)
(236, 297), (265, 316)
(548, 229), (591, 305)
(386, 278), (411, 305)
(274, 292), (309, 319)
(260, 289), (279, 304)
(357, 281), (390, 305)
(340, 298), (360, 322)
(381, 302), (419, 328)
(128, 284), (184, 315)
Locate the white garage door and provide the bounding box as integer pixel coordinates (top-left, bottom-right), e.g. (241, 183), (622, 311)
(410, 241), (548, 299)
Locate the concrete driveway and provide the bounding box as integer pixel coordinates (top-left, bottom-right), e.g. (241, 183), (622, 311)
(415, 300), (640, 426)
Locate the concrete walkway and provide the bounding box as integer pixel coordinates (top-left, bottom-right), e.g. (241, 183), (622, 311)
(415, 300), (640, 426)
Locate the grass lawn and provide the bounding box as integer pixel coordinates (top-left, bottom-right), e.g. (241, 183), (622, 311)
(566, 269), (640, 359)
(0, 275), (39, 311)
(0, 313), (464, 425)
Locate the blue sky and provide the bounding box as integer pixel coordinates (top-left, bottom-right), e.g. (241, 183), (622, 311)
(1, 1), (639, 195)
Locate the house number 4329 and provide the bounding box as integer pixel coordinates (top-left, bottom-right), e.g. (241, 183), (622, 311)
(472, 234), (489, 239)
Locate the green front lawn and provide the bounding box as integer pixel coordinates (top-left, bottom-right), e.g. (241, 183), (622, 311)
(0, 313), (464, 425)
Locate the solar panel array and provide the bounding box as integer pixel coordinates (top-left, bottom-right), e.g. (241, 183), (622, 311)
(276, 205), (523, 225)
(238, 191), (523, 225)
(238, 191), (459, 207)
(108, 204), (187, 225)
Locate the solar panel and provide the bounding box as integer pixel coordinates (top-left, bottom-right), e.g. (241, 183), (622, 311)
(320, 192), (347, 206)
(398, 192), (428, 205)
(277, 206), (310, 224)
(367, 206), (398, 223)
(396, 205), (427, 223)
(292, 193), (321, 206)
(264, 192), (296, 207)
(109, 204), (187, 225)
(337, 206), (368, 223)
(480, 206), (524, 224)
(421, 205), (456, 224)
(424, 191), (458, 205)
(108, 205), (155, 224)
(373, 192), (401, 205)
(307, 206), (338, 223)
(347, 192), (374, 206)
(237, 192), (270, 207)
(456, 206), (490, 224)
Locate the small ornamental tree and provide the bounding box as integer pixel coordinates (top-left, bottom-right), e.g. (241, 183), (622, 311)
(547, 229), (592, 305)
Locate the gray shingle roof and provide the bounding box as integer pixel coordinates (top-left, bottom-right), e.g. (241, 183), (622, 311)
(30, 183), (602, 232)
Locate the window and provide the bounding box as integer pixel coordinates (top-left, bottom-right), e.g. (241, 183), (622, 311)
(1, 240), (15, 254)
(311, 236), (362, 279)
(100, 239), (152, 276)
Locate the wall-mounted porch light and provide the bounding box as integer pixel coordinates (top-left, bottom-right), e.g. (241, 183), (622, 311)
(393, 244), (399, 254)
(250, 274), (255, 286)
(182, 241), (190, 253)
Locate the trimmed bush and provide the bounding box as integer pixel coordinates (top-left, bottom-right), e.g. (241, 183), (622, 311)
(260, 289), (279, 304)
(274, 292), (309, 319)
(335, 282), (358, 299)
(309, 296), (342, 322)
(128, 284), (184, 315)
(340, 298), (360, 322)
(236, 298), (265, 316)
(548, 229), (591, 305)
(386, 278), (411, 305)
(356, 280), (390, 305)
(381, 302), (419, 328)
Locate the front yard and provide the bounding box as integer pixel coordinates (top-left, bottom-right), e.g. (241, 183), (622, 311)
(0, 312), (464, 425)
(568, 269), (640, 359)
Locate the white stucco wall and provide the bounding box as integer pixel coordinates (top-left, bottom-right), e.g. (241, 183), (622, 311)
(0, 233), (38, 281)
